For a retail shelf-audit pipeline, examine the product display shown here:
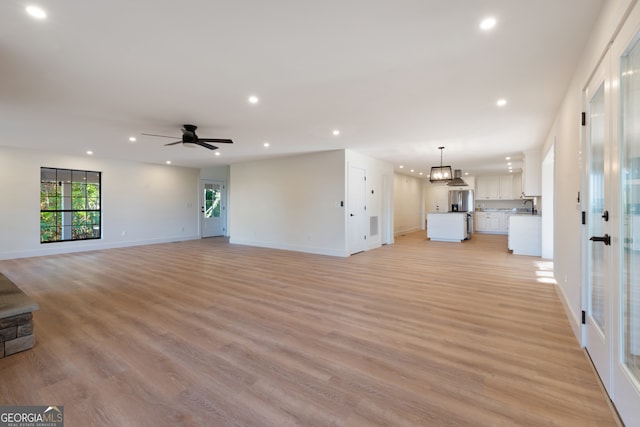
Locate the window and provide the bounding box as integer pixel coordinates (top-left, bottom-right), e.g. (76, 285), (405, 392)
(40, 168), (101, 243)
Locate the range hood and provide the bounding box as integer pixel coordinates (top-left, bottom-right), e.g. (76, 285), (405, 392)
(447, 169), (467, 186)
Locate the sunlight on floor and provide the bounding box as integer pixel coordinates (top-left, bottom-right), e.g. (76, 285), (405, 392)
(534, 260), (557, 284)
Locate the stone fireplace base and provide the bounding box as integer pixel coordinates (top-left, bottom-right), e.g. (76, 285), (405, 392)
(0, 273), (39, 358)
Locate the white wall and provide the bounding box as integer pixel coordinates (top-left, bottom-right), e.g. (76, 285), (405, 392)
(0, 146), (200, 260)
(541, 144), (554, 260)
(229, 149), (393, 256)
(200, 166), (229, 181)
(393, 173), (423, 235)
(544, 0), (635, 338)
(229, 150), (348, 256)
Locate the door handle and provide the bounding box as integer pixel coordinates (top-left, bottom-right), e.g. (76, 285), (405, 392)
(350, 213), (355, 217)
(602, 210), (609, 221)
(589, 234), (611, 245)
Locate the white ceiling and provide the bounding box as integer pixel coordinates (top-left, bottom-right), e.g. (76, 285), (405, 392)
(1, 0), (604, 177)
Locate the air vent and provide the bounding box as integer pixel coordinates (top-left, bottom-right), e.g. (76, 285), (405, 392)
(370, 216), (379, 236)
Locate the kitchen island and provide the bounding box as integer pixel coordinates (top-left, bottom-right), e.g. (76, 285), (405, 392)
(427, 212), (469, 242)
(508, 215), (541, 256)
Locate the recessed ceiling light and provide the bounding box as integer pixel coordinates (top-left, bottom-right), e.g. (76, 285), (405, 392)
(464, 172), (469, 176)
(214, 152), (221, 156)
(166, 160), (171, 164)
(419, 172), (423, 176)
(129, 136), (136, 142)
(505, 156), (511, 160)
(410, 169), (415, 173)
(480, 17), (496, 31)
(26, 5), (46, 20)
(399, 165), (404, 169)
(248, 95), (259, 104)
(86, 150), (93, 155)
(496, 99), (507, 107)
(332, 129), (340, 136)
(263, 142), (270, 147)
(508, 162), (512, 166)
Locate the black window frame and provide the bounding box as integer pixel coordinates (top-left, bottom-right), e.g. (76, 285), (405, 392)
(40, 167), (102, 243)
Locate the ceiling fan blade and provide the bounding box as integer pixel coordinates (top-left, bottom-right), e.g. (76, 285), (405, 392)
(198, 138), (233, 144)
(195, 141), (218, 150)
(164, 141), (182, 146)
(141, 133), (179, 139)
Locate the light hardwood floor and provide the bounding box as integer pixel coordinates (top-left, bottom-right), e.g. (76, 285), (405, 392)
(0, 232), (618, 426)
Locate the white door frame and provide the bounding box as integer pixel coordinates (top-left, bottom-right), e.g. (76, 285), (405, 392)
(200, 179), (227, 238)
(348, 165), (367, 254)
(582, 53), (613, 394)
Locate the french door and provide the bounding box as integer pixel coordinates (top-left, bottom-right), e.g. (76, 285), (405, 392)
(584, 57), (613, 394)
(201, 180), (226, 238)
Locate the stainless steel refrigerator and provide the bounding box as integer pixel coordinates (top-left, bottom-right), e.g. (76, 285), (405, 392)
(448, 190), (474, 212)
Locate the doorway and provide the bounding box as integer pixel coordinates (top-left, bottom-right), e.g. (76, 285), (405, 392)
(200, 179), (226, 238)
(348, 165), (366, 254)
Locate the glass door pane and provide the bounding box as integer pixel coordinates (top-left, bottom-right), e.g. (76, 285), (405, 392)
(621, 36), (640, 380)
(589, 83), (607, 333)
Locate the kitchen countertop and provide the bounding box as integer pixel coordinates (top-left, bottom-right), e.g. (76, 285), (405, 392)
(477, 208), (540, 216)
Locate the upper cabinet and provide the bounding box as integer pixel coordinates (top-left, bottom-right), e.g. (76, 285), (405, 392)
(522, 149), (541, 196)
(476, 175), (514, 200)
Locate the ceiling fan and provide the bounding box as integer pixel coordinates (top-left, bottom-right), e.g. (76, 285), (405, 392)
(142, 124), (233, 150)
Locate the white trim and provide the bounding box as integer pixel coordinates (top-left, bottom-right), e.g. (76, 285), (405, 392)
(0, 235), (200, 261)
(229, 238), (349, 258)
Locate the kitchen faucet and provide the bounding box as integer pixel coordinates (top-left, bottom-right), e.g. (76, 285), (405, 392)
(523, 199), (535, 215)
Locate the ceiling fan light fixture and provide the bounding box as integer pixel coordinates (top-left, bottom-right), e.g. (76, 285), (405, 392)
(142, 124), (233, 151)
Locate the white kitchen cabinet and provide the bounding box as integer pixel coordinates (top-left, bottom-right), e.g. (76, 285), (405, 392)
(499, 176), (513, 199)
(475, 211), (507, 234)
(508, 215), (541, 256)
(475, 212), (487, 231)
(476, 175), (514, 200)
(476, 177), (500, 199)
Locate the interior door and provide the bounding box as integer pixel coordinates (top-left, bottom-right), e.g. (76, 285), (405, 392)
(584, 58), (612, 394)
(348, 165), (366, 254)
(201, 180), (226, 238)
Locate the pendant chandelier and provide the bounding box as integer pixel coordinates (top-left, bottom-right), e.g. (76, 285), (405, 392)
(429, 146), (453, 183)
